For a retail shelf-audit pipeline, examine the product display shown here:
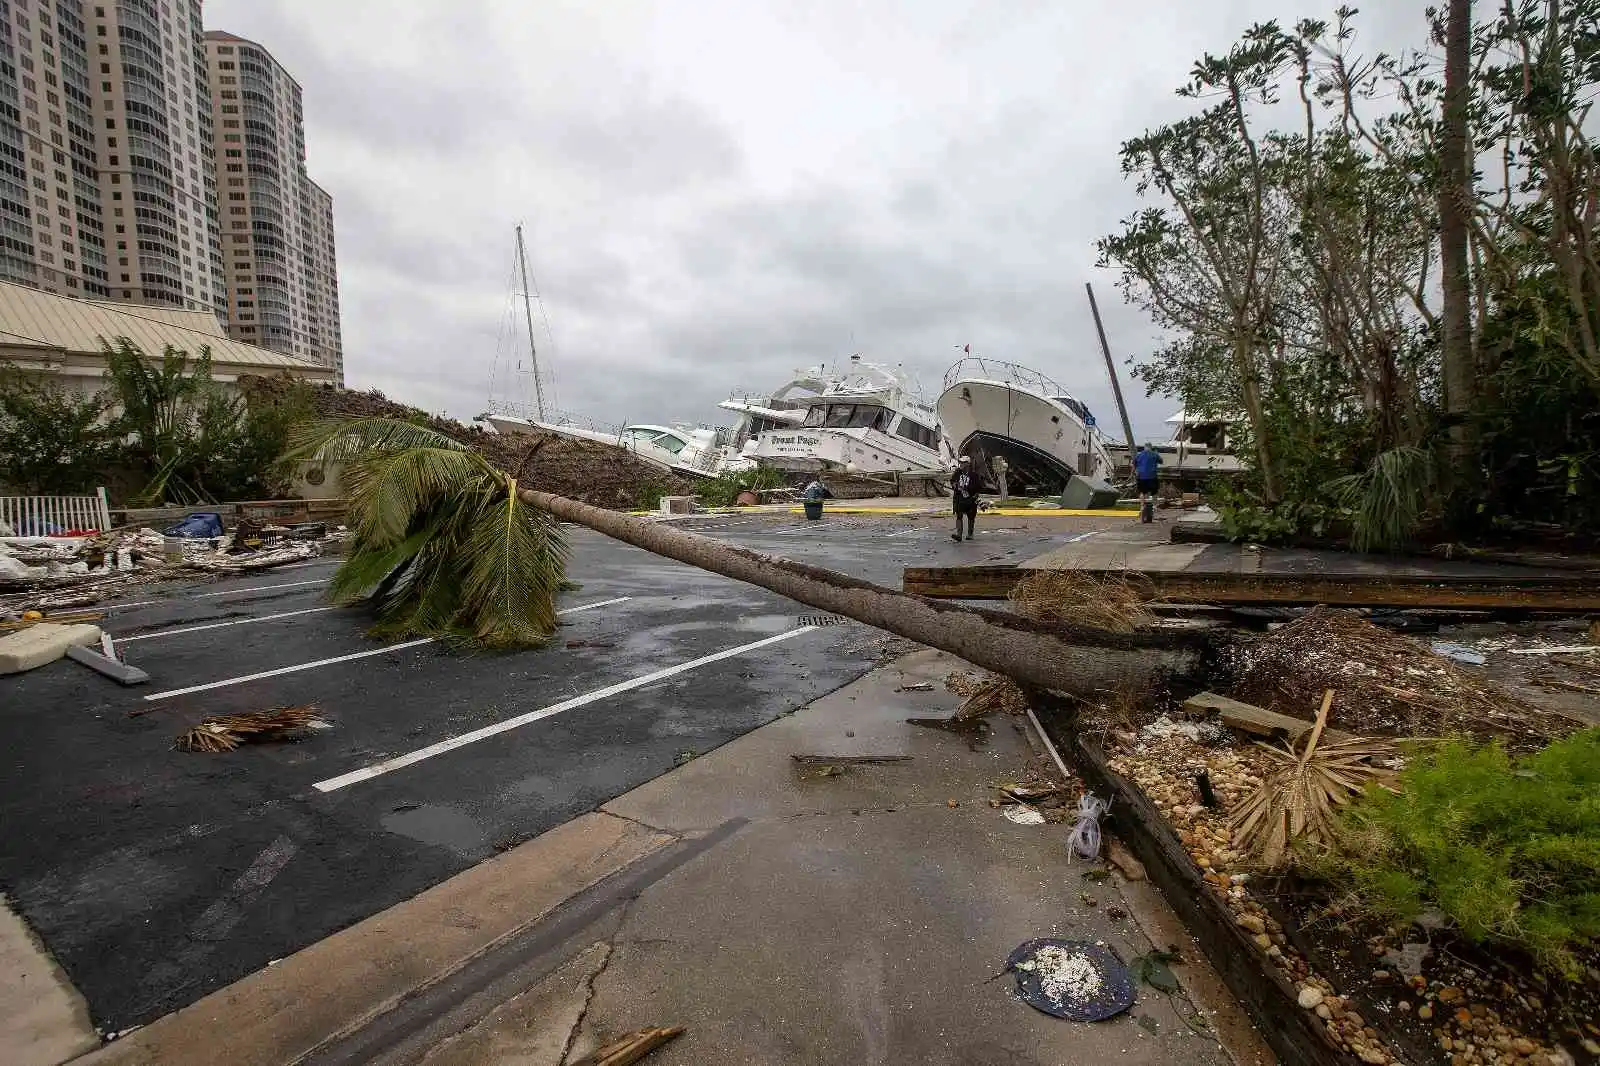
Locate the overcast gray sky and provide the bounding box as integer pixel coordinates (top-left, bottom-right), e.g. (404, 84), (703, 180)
(206, 0), (1428, 440)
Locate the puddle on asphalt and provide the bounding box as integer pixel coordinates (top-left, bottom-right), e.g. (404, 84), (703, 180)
(381, 803), (489, 858)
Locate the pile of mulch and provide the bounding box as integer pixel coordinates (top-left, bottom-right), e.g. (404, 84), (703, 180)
(241, 376), (698, 509)
(1225, 607), (1579, 750)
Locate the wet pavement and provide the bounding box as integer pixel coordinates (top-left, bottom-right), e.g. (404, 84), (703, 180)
(0, 508), (1127, 1034)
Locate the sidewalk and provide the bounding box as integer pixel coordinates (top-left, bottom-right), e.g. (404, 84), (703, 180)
(344, 651), (1260, 1065)
(55, 650), (1269, 1066)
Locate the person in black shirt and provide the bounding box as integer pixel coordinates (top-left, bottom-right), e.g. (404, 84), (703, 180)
(951, 455), (978, 542)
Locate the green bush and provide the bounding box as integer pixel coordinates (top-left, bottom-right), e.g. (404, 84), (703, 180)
(0, 368), (113, 494)
(1330, 729), (1600, 976)
(695, 466), (785, 509)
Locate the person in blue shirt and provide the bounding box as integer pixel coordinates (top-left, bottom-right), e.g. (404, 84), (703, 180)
(1134, 443), (1162, 499)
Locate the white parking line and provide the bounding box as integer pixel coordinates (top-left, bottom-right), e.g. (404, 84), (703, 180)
(116, 605), (337, 643)
(140, 596), (631, 703)
(313, 625), (819, 792)
(191, 578), (328, 599)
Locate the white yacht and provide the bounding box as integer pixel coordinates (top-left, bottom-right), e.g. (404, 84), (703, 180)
(1105, 408), (1246, 478)
(725, 356), (948, 475)
(936, 356), (1115, 494)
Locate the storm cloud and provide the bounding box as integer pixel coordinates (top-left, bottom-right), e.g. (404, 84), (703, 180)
(206, 0), (1433, 438)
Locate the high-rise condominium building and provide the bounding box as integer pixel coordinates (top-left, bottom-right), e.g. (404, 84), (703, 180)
(204, 30), (339, 380)
(0, 4), (340, 383)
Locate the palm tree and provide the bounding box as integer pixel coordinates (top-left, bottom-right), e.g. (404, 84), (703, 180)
(293, 418), (568, 647)
(296, 418), (1208, 693)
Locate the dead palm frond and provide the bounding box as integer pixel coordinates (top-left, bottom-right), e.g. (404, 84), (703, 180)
(1228, 690), (1400, 868)
(1009, 569), (1154, 632)
(288, 418), (568, 647)
(176, 705), (326, 752)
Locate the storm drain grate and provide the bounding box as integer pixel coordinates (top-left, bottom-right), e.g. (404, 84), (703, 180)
(798, 614), (851, 627)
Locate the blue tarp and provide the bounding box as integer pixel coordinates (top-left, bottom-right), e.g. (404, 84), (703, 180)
(164, 512), (224, 538)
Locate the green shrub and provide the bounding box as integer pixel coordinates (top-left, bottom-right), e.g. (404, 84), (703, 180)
(1329, 729), (1600, 976)
(695, 466), (785, 509)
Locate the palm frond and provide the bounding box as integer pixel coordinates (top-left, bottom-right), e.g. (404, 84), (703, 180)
(456, 480), (569, 646)
(1325, 445), (1438, 553)
(287, 416), (477, 464)
(295, 418), (569, 647)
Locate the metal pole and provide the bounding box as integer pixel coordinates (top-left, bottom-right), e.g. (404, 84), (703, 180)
(1086, 282), (1136, 455)
(515, 224), (547, 421)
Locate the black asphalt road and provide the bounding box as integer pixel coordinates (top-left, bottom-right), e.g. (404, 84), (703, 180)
(0, 510), (1100, 1032)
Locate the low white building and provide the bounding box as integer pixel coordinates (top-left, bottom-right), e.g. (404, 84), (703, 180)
(0, 280), (337, 397)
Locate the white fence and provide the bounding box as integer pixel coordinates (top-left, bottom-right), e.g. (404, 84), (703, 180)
(0, 488), (112, 536)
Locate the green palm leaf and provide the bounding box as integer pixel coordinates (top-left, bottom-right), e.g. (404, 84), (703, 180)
(293, 418), (569, 647)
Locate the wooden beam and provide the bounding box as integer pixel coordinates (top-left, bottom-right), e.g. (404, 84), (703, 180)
(1182, 692), (1349, 744)
(903, 565), (1600, 611)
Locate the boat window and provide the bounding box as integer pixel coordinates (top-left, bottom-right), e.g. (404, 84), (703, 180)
(655, 434), (687, 454)
(894, 418), (938, 449)
(824, 404), (856, 428)
(846, 405), (890, 429)
(802, 406), (828, 427)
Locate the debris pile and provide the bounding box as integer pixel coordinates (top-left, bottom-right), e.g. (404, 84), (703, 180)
(0, 523), (331, 617)
(240, 375), (699, 508)
(1227, 606), (1576, 749)
(175, 705), (327, 753)
(945, 669), (1030, 720)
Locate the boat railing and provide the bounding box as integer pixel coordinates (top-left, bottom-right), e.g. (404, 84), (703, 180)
(942, 357), (1069, 399)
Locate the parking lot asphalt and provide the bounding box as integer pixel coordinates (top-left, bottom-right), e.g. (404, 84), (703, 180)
(0, 509), (1111, 1033)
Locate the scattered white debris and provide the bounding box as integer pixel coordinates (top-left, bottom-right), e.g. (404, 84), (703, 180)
(1016, 945), (1105, 1005)
(1003, 805), (1047, 825)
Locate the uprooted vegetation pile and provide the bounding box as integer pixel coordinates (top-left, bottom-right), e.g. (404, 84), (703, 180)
(1224, 607), (1578, 750)
(239, 375), (698, 509)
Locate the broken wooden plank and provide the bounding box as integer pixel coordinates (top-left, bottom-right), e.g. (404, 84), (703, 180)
(790, 754), (912, 765)
(1182, 692), (1350, 744)
(903, 565), (1600, 612)
(569, 1026), (684, 1066)
(65, 643), (150, 685)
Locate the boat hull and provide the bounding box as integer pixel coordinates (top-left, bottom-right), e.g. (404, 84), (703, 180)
(748, 427), (940, 475)
(937, 379), (1113, 494)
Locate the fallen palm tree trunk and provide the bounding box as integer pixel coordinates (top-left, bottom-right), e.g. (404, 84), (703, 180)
(904, 563), (1600, 612)
(522, 490), (1212, 697)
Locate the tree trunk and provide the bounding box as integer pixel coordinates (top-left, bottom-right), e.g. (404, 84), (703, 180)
(1439, 0), (1477, 496)
(521, 490), (1210, 697)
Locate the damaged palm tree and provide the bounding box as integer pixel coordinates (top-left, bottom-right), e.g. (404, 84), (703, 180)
(176, 705), (326, 752)
(293, 419), (1217, 696)
(292, 419), (569, 646)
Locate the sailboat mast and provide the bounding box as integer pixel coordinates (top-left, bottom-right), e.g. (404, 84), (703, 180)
(516, 224), (547, 421)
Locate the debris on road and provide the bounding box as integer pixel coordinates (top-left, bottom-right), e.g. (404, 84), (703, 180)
(894, 680), (935, 692)
(568, 1025), (685, 1066)
(1105, 837), (1147, 882)
(947, 670), (1029, 720)
(0, 620), (102, 674)
(175, 705), (328, 753)
(1006, 938), (1136, 1021)
(1, 522), (335, 617)
(1003, 805), (1047, 825)
(64, 644), (149, 685)
(1066, 794), (1111, 862)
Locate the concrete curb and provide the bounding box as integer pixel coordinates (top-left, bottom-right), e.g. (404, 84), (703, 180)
(69, 813), (672, 1066)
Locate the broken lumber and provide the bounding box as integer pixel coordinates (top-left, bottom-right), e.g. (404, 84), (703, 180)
(903, 564), (1600, 612)
(570, 1026), (685, 1066)
(1183, 692), (1349, 744)
(65, 643), (149, 685)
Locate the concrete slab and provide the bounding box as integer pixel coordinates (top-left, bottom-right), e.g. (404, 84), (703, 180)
(556, 651), (1239, 1065)
(0, 895), (97, 1066)
(76, 813), (671, 1066)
